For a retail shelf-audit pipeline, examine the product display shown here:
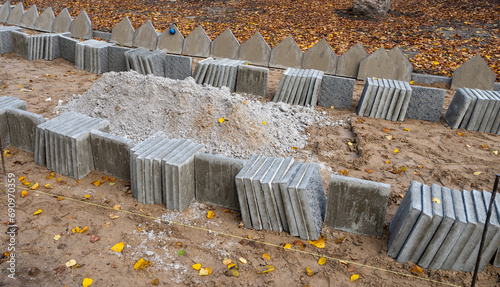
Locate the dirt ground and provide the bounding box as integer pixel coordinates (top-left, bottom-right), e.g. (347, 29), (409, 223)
(1, 53), (500, 287)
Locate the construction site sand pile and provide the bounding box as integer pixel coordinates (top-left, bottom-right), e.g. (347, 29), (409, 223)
(64, 71), (343, 159)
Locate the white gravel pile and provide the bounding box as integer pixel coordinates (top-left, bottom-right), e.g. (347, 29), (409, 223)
(63, 71), (343, 159)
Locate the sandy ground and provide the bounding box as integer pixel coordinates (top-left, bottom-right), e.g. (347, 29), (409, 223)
(0, 53), (500, 287)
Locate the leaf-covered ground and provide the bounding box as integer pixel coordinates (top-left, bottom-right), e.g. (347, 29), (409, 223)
(19, 0), (500, 80)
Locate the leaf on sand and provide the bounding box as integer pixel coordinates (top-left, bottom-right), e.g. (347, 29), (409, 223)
(493, 150), (499, 155)
(113, 204), (121, 210)
(432, 197), (441, 204)
(386, 135), (393, 140)
(228, 263), (237, 269)
(365, 168), (373, 173)
(30, 183), (39, 190)
(207, 210), (215, 218)
(54, 235), (61, 241)
(218, 117), (225, 123)
(223, 259), (232, 265)
(199, 267), (212, 276)
(473, 171), (482, 176)
(72, 226), (88, 233)
(239, 257), (247, 264)
(334, 237), (345, 244)
(224, 264), (239, 277)
(192, 263), (201, 271)
(383, 128), (391, 133)
(293, 240), (305, 249)
(309, 236), (326, 248)
(283, 243), (292, 249)
(151, 278), (160, 286)
(393, 149), (400, 153)
(33, 209), (42, 215)
(481, 144), (489, 149)
(306, 267), (314, 276)
(102, 175), (109, 181)
(339, 260), (349, 266)
(65, 259), (77, 267)
(178, 249), (185, 256)
(82, 278), (93, 287)
(318, 257), (326, 265)
(21, 190), (29, 197)
(90, 235), (100, 243)
(109, 214), (120, 219)
(411, 264), (423, 275)
(0, 252), (9, 264)
(350, 274), (360, 281)
(92, 180), (101, 187)
(134, 257), (151, 270)
(404, 128), (411, 131)
(44, 184), (53, 189)
(262, 253), (270, 260)
(111, 242), (124, 252)
(46, 172), (55, 179)
(256, 265), (274, 274)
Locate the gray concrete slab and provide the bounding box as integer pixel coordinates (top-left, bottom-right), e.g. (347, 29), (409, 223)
(59, 116), (96, 177)
(71, 119), (109, 179)
(146, 51), (166, 77)
(444, 89), (473, 129)
(45, 114), (84, 173)
(386, 80), (402, 121)
(287, 162), (309, 239)
(11, 30), (29, 59)
(357, 77), (376, 116)
(325, 174), (390, 237)
(271, 157), (294, 232)
(236, 64), (269, 98)
(273, 68), (291, 102)
(298, 163), (326, 241)
(137, 137), (171, 204)
(251, 157), (276, 230)
(398, 82), (413, 121)
(397, 184), (433, 263)
(429, 189), (466, 269)
(477, 89), (497, 132)
(459, 88), (478, 130)
(215, 59), (230, 88)
(182, 25), (211, 58)
(269, 36), (303, 69)
(380, 79), (397, 119)
(90, 130), (134, 181)
(227, 60), (244, 92)
(375, 79), (393, 118)
(238, 32), (271, 67)
(34, 112), (72, 166)
(276, 69), (295, 103)
(282, 69), (300, 104)
(194, 153), (245, 211)
(304, 70), (320, 106)
(142, 138), (172, 204)
(152, 139), (183, 205)
(194, 57), (214, 84)
(476, 190), (500, 272)
(310, 71), (324, 107)
(493, 195), (500, 267)
(279, 161), (303, 237)
(288, 69), (306, 104)
(369, 79), (385, 118)
(0, 110), (9, 149)
(295, 69), (312, 106)
(165, 54), (192, 80)
(406, 85), (446, 122)
(260, 157), (285, 232)
(318, 74), (355, 110)
(162, 140), (194, 209)
(171, 143), (204, 211)
(242, 156), (268, 230)
(52, 8), (72, 33)
(410, 184), (444, 263)
(483, 90), (500, 133)
(0, 26), (22, 54)
(235, 155), (261, 228)
(451, 55), (496, 90)
(388, 181), (423, 258)
(466, 88), (488, 131)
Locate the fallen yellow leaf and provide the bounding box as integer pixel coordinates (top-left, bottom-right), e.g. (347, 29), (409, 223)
(19, 176), (26, 181)
(54, 235), (61, 241)
(386, 135), (393, 140)
(22, 180), (31, 186)
(239, 257), (247, 264)
(21, 190), (29, 197)
(309, 236), (326, 248)
(473, 171), (482, 176)
(383, 128), (391, 133)
(404, 128), (411, 131)
(199, 267), (212, 276)
(385, 160), (391, 164)
(219, 117), (225, 123)
(318, 257), (326, 265)
(306, 267), (314, 276)
(411, 264), (423, 275)
(33, 209), (42, 215)
(84, 194), (90, 199)
(394, 149), (400, 153)
(339, 260), (349, 266)
(30, 183), (39, 190)
(262, 253), (270, 260)
(256, 265), (274, 274)
(347, 142), (353, 146)
(3, 150), (11, 157)
(101, 175), (109, 181)
(151, 278), (160, 286)
(192, 263), (201, 271)
(111, 242), (124, 252)
(44, 184), (53, 189)
(46, 172), (55, 179)
(493, 150), (499, 155)
(82, 278), (93, 287)
(92, 180), (101, 186)
(72, 226), (88, 233)
(365, 168), (373, 173)
(66, 259), (77, 267)
(223, 259), (232, 265)
(134, 257), (151, 270)
(109, 177), (116, 183)
(432, 197), (441, 204)
(410, 80), (414, 85)
(113, 204), (121, 210)
(350, 274), (360, 281)
(481, 144), (489, 149)
(283, 243), (292, 249)
(263, 121), (267, 125)
(228, 263), (237, 269)
(207, 210), (215, 219)
(109, 214), (120, 219)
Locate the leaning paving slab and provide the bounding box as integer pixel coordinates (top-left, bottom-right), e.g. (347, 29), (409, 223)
(6, 108), (44, 153)
(90, 130), (134, 181)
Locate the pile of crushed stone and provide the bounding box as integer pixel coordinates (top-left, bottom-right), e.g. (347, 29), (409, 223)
(63, 71), (344, 159)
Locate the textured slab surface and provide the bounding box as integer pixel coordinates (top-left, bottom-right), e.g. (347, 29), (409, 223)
(388, 47), (413, 82)
(183, 26), (211, 57)
(133, 20), (158, 50)
(0, 0), (11, 23)
(238, 32), (271, 67)
(20, 4), (38, 29)
(451, 55), (496, 90)
(336, 43), (368, 78)
(406, 86), (445, 122)
(195, 153), (245, 211)
(6, 2), (23, 25)
(210, 28), (240, 59)
(358, 47), (397, 81)
(52, 8), (72, 33)
(90, 130), (134, 180)
(165, 54), (192, 80)
(34, 7), (55, 32)
(302, 39), (337, 75)
(269, 36), (303, 69)
(444, 89), (472, 129)
(156, 23), (183, 54)
(70, 10), (92, 39)
(110, 17), (134, 47)
(236, 64), (269, 97)
(6, 108), (44, 153)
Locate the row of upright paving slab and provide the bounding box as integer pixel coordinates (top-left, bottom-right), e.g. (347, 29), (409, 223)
(389, 181), (500, 272)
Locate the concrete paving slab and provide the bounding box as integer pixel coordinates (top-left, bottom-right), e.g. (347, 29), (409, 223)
(386, 80), (402, 121)
(357, 77), (376, 116)
(369, 79), (385, 118)
(273, 68), (291, 102)
(5, 108), (43, 153)
(477, 89), (497, 132)
(444, 89), (473, 129)
(251, 157), (276, 230)
(380, 79), (396, 119)
(483, 90), (500, 133)
(298, 163), (326, 240)
(398, 82), (413, 121)
(296, 70), (312, 106)
(236, 64), (269, 98)
(195, 153), (245, 211)
(165, 54), (192, 80)
(242, 156), (268, 229)
(282, 69), (300, 104)
(466, 89), (488, 131)
(279, 161), (303, 237)
(397, 184), (433, 263)
(388, 181), (423, 258)
(476, 190), (500, 272)
(287, 162), (309, 239)
(162, 140), (194, 209)
(152, 139), (183, 205)
(289, 69), (306, 104)
(317, 74), (355, 110)
(143, 138), (173, 204)
(171, 143), (204, 211)
(304, 70), (320, 106)
(310, 71), (324, 107)
(375, 79), (392, 118)
(270, 157), (294, 232)
(260, 157), (285, 232)
(71, 119), (109, 179)
(459, 88), (478, 130)
(90, 130), (134, 181)
(235, 155), (261, 228)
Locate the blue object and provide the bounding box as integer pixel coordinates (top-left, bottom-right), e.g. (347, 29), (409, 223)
(169, 28), (175, 35)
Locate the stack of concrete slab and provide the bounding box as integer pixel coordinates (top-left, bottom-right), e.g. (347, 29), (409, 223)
(193, 58), (245, 92)
(357, 77), (412, 121)
(0, 96), (27, 149)
(75, 39), (115, 74)
(90, 130), (134, 181)
(272, 68), (324, 107)
(444, 88), (500, 134)
(0, 26), (22, 54)
(130, 132), (205, 210)
(388, 180), (500, 272)
(27, 33), (66, 61)
(34, 112), (110, 179)
(5, 108), (44, 153)
(235, 155), (326, 240)
(124, 48), (166, 77)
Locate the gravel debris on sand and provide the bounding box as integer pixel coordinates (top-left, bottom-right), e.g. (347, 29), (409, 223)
(63, 71), (345, 159)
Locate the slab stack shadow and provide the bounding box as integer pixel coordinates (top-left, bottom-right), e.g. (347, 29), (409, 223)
(235, 155), (326, 240)
(130, 132), (204, 211)
(193, 57), (245, 92)
(445, 88), (500, 134)
(357, 77), (413, 121)
(273, 68), (324, 107)
(34, 112), (110, 180)
(388, 180), (500, 272)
